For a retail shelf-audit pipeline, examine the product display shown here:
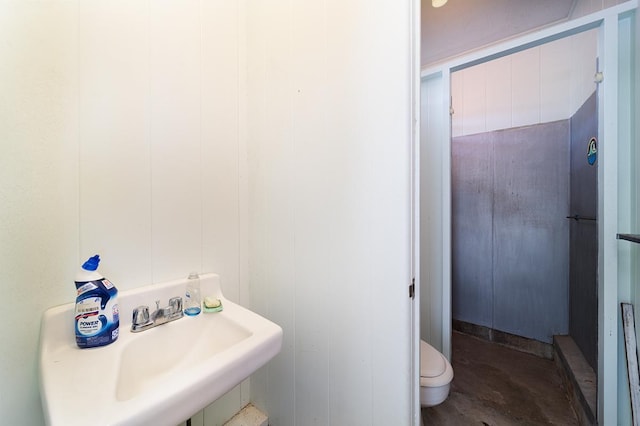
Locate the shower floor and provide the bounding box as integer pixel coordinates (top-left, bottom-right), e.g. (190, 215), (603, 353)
(421, 331), (578, 425)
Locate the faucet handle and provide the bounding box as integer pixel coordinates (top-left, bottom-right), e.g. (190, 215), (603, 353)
(132, 305), (150, 327)
(169, 296), (183, 315)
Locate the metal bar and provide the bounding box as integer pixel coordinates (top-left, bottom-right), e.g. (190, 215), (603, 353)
(565, 214), (597, 222)
(618, 234), (640, 244)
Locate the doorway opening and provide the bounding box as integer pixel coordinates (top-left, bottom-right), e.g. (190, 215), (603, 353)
(417, 4), (637, 423)
(416, 9), (640, 424)
(447, 28), (599, 422)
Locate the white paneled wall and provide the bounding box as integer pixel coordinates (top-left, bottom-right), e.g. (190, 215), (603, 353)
(511, 47), (541, 127)
(77, 0), (243, 300)
(246, 0), (414, 425)
(1, 1), (245, 425)
(0, 3), (79, 426)
(461, 62), (486, 136)
(420, 75), (445, 353)
(540, 36), (572, 123)
(452, 29), (598, 137)
(148, 0), (203, 282)
(79, 1), (246, 423)
(485, 56), (512, 132)
(201, 0), (245, 306)
(78, 1), (153, 290)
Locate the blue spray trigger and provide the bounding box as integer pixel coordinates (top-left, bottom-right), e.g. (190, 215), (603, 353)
(82, 255), (100, 271)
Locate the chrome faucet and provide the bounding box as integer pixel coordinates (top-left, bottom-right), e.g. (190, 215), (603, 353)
(131, 296), (184, 332)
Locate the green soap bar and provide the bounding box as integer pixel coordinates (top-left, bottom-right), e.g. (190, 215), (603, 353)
(204, 296), (221, 308)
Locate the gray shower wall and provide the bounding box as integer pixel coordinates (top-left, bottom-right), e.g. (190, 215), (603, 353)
(452, 120), (570, 344)
(569, 91), (598, 371)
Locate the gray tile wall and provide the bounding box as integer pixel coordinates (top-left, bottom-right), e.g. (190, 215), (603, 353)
(568, 91), (598, 371)
(452, 120), (570, 343)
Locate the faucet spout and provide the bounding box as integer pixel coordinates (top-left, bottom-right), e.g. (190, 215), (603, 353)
(131, 297), (183, 333)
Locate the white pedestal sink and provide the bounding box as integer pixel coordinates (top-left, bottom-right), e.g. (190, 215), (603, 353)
(39, 274), (282, 426)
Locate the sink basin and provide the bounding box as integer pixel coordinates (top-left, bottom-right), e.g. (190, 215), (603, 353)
(39, 274), (282, 426)
(116, 312), (252, 402)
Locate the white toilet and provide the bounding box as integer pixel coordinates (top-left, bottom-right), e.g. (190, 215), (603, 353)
(420, 339), (454, 407)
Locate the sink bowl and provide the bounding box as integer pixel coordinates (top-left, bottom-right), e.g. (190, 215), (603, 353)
(39, 274), (282, 426)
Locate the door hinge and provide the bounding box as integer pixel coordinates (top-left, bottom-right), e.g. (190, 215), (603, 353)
(409, 278), (415, 299)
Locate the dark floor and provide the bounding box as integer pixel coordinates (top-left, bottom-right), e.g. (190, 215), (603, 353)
(422, 332), (579, 425)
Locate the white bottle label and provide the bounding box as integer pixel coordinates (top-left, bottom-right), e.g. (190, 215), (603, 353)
(75, 297), (100, 316)
(77, 315), (102, 336)
(74, 278), (119, 348)
(76, 281), (98, 296)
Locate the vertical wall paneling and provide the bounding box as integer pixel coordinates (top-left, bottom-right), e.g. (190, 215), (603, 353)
(79, 1), (151, 290)
(511, 47), (541, 128)
(420, 75), (445, 352)
(540, 36), (572, 123)
(201, 0), (241, 302)
(247, 0), (297, 423)
(291, 0), (330, 424)
(200, 2), (245, 421)
(450, 71), (464, 137)
(236, 0), (250, 324)
(247, 0), (414, 424)
(11, 1), (244, 423)
(0, 2), (79, 425)
(243, 0), (271, 415)
(450, 29), (597, 139)
(484, 56), (512, 133)
(570, 30), (598, 117)
(149, 0), (202, 282)
(330, 0), (412, 421)
(461, 65), (486, 136)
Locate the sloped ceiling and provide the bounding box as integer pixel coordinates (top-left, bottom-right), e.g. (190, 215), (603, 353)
(421, 0), (575, 66)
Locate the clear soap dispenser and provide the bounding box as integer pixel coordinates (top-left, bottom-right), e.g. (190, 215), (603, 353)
(184, 272), (202, 316)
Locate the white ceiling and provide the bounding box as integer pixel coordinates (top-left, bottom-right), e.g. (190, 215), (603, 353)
(421, 0), (575, 66)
